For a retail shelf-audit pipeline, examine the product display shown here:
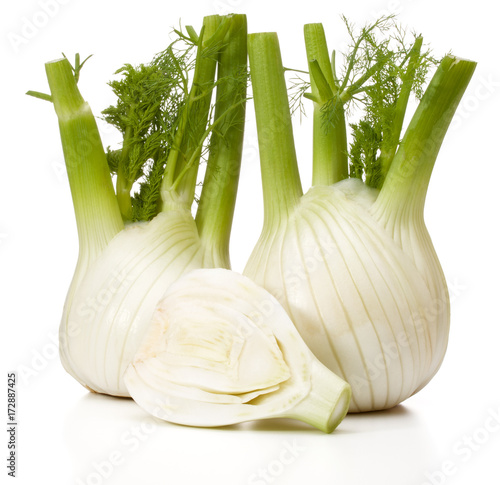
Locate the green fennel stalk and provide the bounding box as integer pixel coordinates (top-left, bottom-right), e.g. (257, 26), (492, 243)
(43, 58), (124, 289)
(29, 14), (248, 260)
(248, 18), (472, 218)
(304, 23), (348, 185)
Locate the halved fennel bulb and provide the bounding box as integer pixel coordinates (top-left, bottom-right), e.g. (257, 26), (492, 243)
(124, 268), (351, 432)
(244, 178), (448, 412)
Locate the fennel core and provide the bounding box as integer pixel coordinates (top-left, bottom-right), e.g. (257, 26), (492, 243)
(27, 14), (248, 397)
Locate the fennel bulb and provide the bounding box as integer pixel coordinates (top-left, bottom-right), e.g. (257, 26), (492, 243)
(60, 208), (222, 396)
(244, 24), (476, 412)
(124, 268), (351, 432)
(31, 14), (247, 396)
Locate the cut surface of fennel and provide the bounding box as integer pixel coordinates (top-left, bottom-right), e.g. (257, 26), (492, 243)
(124, 268), (351, 432)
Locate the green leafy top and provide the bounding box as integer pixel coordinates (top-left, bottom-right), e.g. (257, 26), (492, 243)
(246, 19), (475, 233)
(102, 17), (248, 222)
(28, 14), (248, 273)
(298, 15), (437, 189)
(340, 17), (437, 188)
(102, 41), (192, 222)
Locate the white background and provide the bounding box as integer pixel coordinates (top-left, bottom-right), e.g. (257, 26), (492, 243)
(1, 0), (499, 484)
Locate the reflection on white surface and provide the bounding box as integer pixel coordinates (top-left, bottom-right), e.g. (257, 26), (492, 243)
(63, 392), (437, 485)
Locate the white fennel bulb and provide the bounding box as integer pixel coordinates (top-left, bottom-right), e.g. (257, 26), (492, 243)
(245, 26), (475, 411)
(35, 15), (248, 396)
(245, 178), (448, 412)
(61, 208), (222, 396)
(124, 268), (351, 432)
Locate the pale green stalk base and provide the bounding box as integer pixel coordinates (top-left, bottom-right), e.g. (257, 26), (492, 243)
(374, 55), (477, 219)
(281, 360), (351, 433)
